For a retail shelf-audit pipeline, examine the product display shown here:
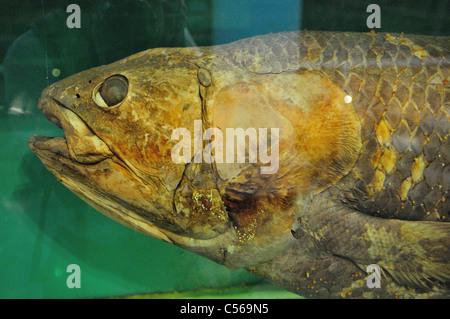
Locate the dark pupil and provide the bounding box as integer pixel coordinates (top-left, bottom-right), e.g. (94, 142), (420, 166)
(100, 77), (128, 106)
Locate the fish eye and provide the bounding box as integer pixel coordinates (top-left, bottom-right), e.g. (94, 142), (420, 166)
(93, 75), (128, 107)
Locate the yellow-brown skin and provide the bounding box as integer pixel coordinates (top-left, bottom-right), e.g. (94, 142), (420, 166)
(29, 31), (449, 298)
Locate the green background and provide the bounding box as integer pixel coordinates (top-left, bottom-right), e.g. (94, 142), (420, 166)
(0, 0), (448, 298)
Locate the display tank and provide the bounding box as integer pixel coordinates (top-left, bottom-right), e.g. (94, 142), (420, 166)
(0, 0), (448, 300)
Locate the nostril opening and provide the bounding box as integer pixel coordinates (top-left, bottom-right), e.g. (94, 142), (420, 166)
(76, 93), (80, 98)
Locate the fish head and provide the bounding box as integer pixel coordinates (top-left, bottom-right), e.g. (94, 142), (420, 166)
(29, 45), (362, 270)
(28, 48), (232, 246)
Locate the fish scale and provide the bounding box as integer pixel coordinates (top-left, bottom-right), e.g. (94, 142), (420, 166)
(220, 31), (449, 222)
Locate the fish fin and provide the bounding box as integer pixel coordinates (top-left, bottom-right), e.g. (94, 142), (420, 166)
(375, 222), (450, 290)
(301, 192), (450, 292)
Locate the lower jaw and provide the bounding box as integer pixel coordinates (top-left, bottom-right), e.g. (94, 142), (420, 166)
(28, 135), (69, 157)
(28, 134), (112, 165)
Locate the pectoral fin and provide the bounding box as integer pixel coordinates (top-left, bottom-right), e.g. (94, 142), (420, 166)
(299, 192), (450, 291)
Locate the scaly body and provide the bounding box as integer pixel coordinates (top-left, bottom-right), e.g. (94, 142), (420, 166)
(29, 31), (449, 298)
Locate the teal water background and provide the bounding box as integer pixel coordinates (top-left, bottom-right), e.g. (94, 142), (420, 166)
(0, 0), (447, 298)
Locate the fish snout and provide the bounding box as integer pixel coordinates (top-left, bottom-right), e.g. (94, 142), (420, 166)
(38, 86), (63, 129)
(36, 86), (113, 164)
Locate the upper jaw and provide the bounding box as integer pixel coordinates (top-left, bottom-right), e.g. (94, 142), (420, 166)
(29, 86), (113, 165)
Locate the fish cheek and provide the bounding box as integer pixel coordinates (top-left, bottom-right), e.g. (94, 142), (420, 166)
(91, 88), (199, 191)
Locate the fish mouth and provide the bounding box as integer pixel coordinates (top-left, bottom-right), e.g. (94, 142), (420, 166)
(28, 135), (71, 160)
(27, 90), (178, 245)
(28, 132), (176, 245)
(28, 92), (113, 165)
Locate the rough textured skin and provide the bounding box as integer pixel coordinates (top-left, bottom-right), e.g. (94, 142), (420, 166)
(28, 31), (449, 298)
(224, 31), (450, 298)
(222, 31), (449, 222)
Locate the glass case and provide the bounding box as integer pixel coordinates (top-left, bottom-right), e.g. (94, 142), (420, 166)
(0, 0), (448, 299)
